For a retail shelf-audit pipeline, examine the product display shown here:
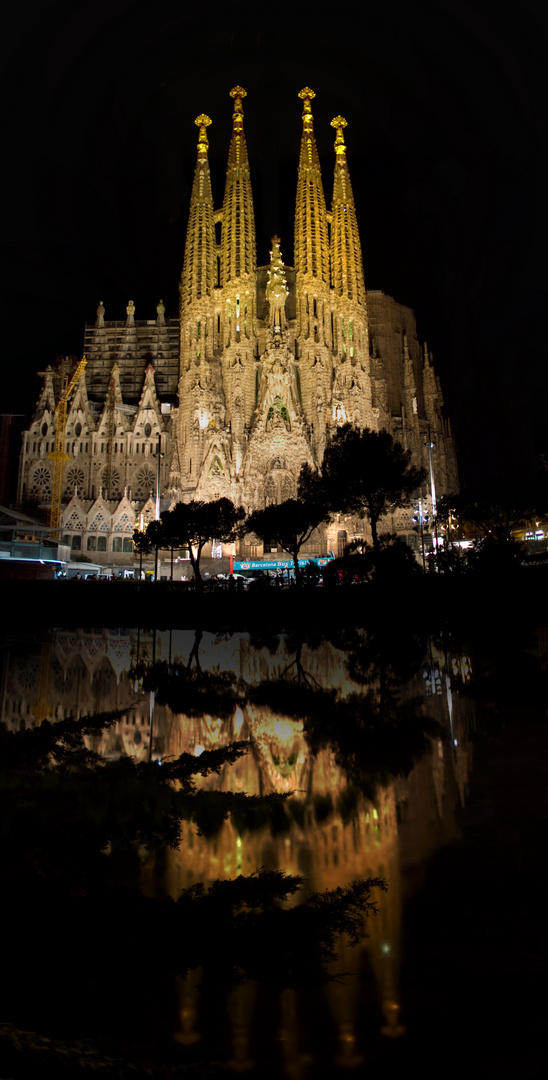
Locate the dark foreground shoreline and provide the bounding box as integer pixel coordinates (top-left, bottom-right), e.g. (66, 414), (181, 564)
(3, 566), (546, 631)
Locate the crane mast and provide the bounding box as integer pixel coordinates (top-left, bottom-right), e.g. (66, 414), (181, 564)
(104, 366), (118, 500)
(48, 356), (87, 531)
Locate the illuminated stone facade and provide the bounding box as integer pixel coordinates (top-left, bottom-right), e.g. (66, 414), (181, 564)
(17, 87), (458, 564)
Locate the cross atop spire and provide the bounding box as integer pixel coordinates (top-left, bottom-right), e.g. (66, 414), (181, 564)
(266, 236), (288, 334)
(195, 114), (212, 156)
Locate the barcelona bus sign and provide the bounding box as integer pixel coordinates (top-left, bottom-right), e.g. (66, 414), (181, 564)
(232, 556), (335, 572)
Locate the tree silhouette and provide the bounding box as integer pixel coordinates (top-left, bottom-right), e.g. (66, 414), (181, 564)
(245, 494), (328, 585)
(247, 624), (440, 801)
(0, 642), (387, 1056)
(318, 425), (426, 555)
(132, 526), (153, 578)
(150, 498), (246, 587)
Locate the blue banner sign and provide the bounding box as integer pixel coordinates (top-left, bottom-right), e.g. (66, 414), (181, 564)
(233, 556), (334, 571)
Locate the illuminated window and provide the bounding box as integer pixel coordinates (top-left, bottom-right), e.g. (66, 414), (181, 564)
(265, 477), (277, 506)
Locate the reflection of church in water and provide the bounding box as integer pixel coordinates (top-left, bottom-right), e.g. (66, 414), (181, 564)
(17, 86), (458, 566)
(1, 628), (473, 1064)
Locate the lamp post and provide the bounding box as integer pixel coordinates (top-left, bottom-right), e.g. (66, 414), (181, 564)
(412, 498), (429, 571)
(153, 432), (163, 581)
(426, 425), (439, 561)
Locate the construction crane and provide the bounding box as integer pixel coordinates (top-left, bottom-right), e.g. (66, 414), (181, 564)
(104, 364), (118, 500)
(48, 356), (87, 531)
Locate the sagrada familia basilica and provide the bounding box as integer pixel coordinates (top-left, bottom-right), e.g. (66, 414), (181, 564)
(17, 87), (458, 566)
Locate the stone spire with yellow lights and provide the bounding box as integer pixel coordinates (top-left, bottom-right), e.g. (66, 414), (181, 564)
(294, 88), (330, 288)
(220, 87), (257, 289)
(330, 116), (366, 309)
(180, 115), (217, 312)
(175, 114), (221, 498)
(328, 116), (375, 429)
(214, 87), (259, 481)
(293, 88), (333, 462)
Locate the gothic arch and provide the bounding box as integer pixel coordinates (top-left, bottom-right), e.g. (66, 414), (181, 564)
(266, 397), (291, 431)
(208, 455), (225, 476)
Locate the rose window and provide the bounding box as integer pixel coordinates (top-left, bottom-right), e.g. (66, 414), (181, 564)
(15, 658), (40, 693)
(101, 468), (122, 500)
(64, 466), (86, 497)
(134, 467), (156, 500)
(29, 464), (52, 497)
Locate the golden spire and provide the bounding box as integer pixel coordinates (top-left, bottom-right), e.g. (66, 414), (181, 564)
(181, 114), (216, 306)
(330, 117), (366, 305)
(226, 85), (247, 166)
(331, 115), (347, 159)
(195, 113), (212, 156)
(221, 86), (256, 284)
(294, 87), (329, 283)
(299, 86), (316, 137)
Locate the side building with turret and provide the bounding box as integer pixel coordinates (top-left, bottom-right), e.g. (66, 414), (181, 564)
(17, 87), (458, 568)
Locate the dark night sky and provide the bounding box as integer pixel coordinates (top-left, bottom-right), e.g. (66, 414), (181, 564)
(1, 0), (547, 486)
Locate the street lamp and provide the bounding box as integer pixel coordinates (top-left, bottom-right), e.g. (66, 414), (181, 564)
(412, 498), (429, 570)
(426, 424), (439, 558)
(153, 431), (164, 582)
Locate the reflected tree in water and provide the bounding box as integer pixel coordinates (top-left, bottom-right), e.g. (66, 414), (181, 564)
(245, 625), (441, 805)
(0, 627), (390, 1056)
